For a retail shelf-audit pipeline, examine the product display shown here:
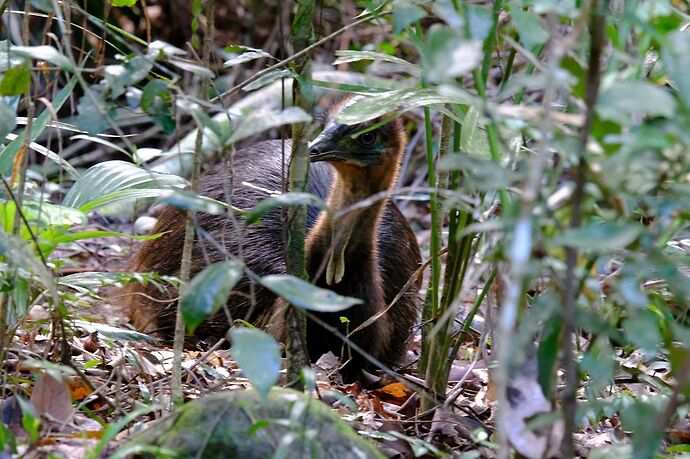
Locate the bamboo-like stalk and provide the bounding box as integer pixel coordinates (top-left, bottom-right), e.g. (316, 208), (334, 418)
(171, 0), (215, 406)
(285, 0), (315, 389)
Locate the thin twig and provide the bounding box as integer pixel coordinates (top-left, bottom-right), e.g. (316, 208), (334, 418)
(211, 11), (389, 103)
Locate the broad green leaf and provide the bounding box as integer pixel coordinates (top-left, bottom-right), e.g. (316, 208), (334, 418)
(597, 81), (676, 124)
(28, 0), (52, 12)
(460, 106), (479, 151)
(358, 0), (388, 17)
(23, 202), (85, 227)
(537, 317), (560, 399)
(11, 45), (73, 71)
(663, 31), (690, 111)
(73, 319), (157, 342)
(147, 40), (186, 58)
(59, 272), (175, 301)
(0, 229), (54, 293)
(422, 25), (482, 83)
(439, 154), (517, 191)
(181, 260), (244, 333)
(553, 222), (641, 251)
(392, 0), (426, 34)
(333, 50), (419, 74)
(228, 107), (311, 144)
(75, 92), (115, 135)
(230, 328), (280, 400)
(623, 310), (662, 354)
(510, 8), (549, 50)
(580, 338), (615, 392)
(110, 0), (138, 7)
(0, 77), (77, 176)
(141, 80), (175, 134)
(260, 275), (361, 312)
(246, 192), (327, 225)
(6, 132), (80, 179)
(169, 58), (215, 78)
(35, 228), (159, 258)
(0, 64), (31, 96)
(465, 4), (493, 41)
(223, 48), (274, 68)
(620, 401), (663, 459)
(76, 189), (179, 213)
(335, 87), (478, 125)
(159, 189), (228, 215)
(243, 69), (294, 91)
(0, 99), (16, 139)
(62, 160), (186, 210)
(103, 56), (153, 98)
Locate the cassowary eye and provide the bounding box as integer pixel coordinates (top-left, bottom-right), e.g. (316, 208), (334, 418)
(358, 131), (377, 146)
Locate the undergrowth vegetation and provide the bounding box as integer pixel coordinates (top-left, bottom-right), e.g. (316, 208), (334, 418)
(1, 0), (690, 457)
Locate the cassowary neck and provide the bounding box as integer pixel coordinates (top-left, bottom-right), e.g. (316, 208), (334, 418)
(307, 161), (398, 286)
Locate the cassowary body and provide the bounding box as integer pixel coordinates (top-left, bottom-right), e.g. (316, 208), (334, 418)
(125, 112), (421, 375)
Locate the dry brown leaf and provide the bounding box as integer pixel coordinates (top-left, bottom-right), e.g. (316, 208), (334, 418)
(66, 377), (92, 401)
(378, 382), (410, 399)
(31, 373), (73, 423)
(83, 332), (100, 353)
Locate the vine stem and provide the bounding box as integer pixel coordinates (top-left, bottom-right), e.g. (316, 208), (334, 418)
(561, 0), (608, 455)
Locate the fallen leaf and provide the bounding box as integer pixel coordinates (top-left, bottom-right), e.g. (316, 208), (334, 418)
(31, 373), (73, 424)
(67, 377), (92, 401)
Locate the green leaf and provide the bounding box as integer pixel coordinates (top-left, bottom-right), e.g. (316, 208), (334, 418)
(223, 48), (274, 68)
(36, 228), (158, 258)
(465, 4), (493, 41)
(439, 154), (517, 191)
(11, 45), (73, 71)
(460, 106), (479, 151)
(510, 8), (549, 50)
(422, 25), (482, 83)
(169, 58), (215, 78)
(243, 69), (294, 92)
(580, 337), (615, 392)
(110, 0), (138, 6)
(620, 400), (663, 459)
(159, 189), (227, 215)
(75, 92), (115, 135)
(663, 31), (690, 111)
(0, 229), (54, 292)
(623, 309), (662, 354)
(552, 222), (641, 251)
(181, 260), (244, 333)
(73, 320), (157, 342)
(246, 192), (327, 225)
(0, 76), (77, 175)
(333, 50), (419, 75)
(104, 56), (153, 98)
(537, 317), (560, 398)
(392, 0), (426, 34)
(335, 87), (478, 125)
(597, 82), (676, 124)
(230, 328), (280, 400)
(228, 107), (311, 144)
(260, 275), (362, 312)
(62, 160), (186, 210)
(0, 99), (16, 139)
(0, 64), (31, 96)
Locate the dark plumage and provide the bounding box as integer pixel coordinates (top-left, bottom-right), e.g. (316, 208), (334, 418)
(124, 106), (421, 377)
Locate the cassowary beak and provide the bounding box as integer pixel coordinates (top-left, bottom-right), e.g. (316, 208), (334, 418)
(308, 122), (349, 163)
